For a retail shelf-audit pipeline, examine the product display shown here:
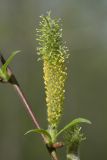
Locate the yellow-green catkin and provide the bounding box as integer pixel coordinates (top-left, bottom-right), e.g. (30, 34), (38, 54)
(36, 12), (69, 129)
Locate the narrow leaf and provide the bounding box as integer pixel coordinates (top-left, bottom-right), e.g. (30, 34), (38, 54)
(2, 50), (21, 73)
(0, 68), (8, 81)
(24, 128), (52, 140)
(56, 118), (91, 138)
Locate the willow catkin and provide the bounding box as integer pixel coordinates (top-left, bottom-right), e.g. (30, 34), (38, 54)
(36, 12), (69, 129)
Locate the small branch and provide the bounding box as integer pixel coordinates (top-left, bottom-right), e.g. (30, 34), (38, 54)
(50, 150), (59, 160)
(13, 84), (59, 160)
(0, 52), (59, 160)
(13, 84), (43, 134)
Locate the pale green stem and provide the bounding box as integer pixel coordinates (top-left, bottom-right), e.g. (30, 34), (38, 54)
(67, 152), (80, 160)
(48, 126), (57, 143)
(66, 144), (80, 160)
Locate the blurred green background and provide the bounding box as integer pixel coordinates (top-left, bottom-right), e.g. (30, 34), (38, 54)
(0, 0), (107, 160)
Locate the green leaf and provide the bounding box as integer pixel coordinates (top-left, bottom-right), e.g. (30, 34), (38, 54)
(24, 128), (52, 141)
(56, 118), (91, 138)
(1, 50), (21, 73)
(0, 68), (8, 81)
